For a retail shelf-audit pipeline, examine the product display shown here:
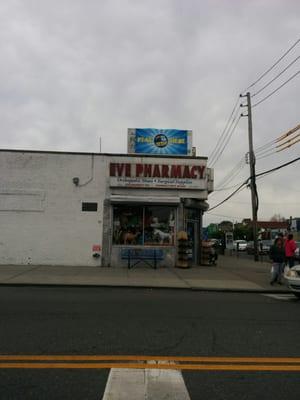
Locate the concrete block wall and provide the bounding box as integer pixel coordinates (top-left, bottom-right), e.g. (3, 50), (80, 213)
(0, 151), (106, 266)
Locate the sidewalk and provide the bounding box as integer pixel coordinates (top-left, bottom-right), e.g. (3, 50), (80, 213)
(0, 255), (290, 293)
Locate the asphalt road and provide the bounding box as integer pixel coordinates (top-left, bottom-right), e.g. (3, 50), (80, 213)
(1, 287), (300, 399)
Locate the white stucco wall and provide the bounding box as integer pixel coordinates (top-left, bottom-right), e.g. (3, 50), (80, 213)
(0, 151), (106, 266)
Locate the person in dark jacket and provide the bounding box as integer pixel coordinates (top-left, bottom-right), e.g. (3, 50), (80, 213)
(269, 237), (285, 285)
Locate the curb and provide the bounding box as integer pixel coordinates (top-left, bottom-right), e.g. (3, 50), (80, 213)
(0, 282), (292, 294)
(190, 287), (291, 294)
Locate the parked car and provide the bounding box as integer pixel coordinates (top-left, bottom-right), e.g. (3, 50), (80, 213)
(284, 265), (300, 298)
(246, 240), (272, 255)
(233, 240), (247, 251)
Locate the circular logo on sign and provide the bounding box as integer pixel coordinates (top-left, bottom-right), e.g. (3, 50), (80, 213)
(154, 134), (168, 148)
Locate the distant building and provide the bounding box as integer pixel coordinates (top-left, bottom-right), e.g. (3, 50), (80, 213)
(242, 219), (288, 239)
(290, 217), (300, 240)
(290, 217), (300, 232)
(218, 220), (233, 232)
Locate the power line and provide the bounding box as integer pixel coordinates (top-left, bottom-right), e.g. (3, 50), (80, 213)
(209, 114), (242, 167)
(276, 132), (300, 150)
(277, 135), (300, 151)
(276, 123), (300, 142)
(208, 157), (300, 211)
(252, 56), (300, 97)
(214, 157), (245, 189)
(256, 156), (300, 177)
(252, 70), (300, 108)
(255, 143), (279, 157)
(244, 38), (300, 92)
(256, 128), (300, 160)
(255, 146), (277, 158)
(211, 179), (248, 192)
(256, 150), (277, 161)
(214, 165), (246, 191)
(205, 212), (245, 220)
(254, 138), (278, 154)
(255, 144), (277, 157)
(208, 97), (240, 164)
(256, 156), (300, 182)
(208, 179), (249, 211)
(255, 123), (300, 157)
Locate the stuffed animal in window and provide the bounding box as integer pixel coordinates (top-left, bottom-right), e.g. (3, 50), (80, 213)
(153, 228), (171, 244)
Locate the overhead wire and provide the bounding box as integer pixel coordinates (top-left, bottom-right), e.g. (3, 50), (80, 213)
(209, 114), (242, 167)
(209, 42), (299, 178)
(214, 156), (245, 189)
(277, 135), (300, 152)
(256, 150), (278, 161)
(255, 124), (300, 160)
(276, 123), (300, 142)
(254, 138), (278, 154)
(252, 56), (300, 97)
(252, 70), (300, 108)
(211, 179), (249, 192)
(208, 157), (300, 211)
(208, 97), (240, 165)
(205, 212), (245, 220)
(244, 38), (300, 92)
(256, 143), (299, 161)
(222, 163), (247, 186)
(256, 156), (300, 178)
(255, 145), (278, 158)
(208, 40), (300, 213)
(213, 163), (246, 192)
(208, 179), (249, 211)
(256, 139), (300, 161)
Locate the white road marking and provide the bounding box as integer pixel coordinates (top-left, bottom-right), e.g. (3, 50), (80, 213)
(102, 361), (191, 400)
(263, 294), (296, 301)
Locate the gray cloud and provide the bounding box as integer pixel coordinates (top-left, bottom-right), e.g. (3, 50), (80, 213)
(0, 0), (299, 223)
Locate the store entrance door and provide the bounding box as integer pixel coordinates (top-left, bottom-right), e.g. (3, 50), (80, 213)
(187, 220), (199, 265)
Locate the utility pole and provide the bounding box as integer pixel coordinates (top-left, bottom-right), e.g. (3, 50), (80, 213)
(241, 92), (259, 261)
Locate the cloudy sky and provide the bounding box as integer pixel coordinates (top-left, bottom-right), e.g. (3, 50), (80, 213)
(0, 0), (299, 225)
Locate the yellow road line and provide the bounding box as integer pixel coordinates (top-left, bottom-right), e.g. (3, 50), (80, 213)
(1, 362), (300, 371)
(1, 355), (300, 363)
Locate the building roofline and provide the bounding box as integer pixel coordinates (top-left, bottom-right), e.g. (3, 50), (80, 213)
(0, 148), (208, 160)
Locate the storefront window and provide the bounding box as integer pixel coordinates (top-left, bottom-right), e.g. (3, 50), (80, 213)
(112, 206), (143, 245)
(144, 206), (175, 245)
(113, 205), (175, 246)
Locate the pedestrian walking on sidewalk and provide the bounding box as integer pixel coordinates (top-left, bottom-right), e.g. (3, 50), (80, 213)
(269, 237), (285, 285)
(285, 233), (297, 268)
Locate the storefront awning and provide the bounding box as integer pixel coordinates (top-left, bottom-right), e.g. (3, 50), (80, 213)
(110, 195), (181, 204)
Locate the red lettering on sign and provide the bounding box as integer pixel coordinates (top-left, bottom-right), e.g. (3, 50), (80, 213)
(110, 163), (116, 176)
(144, 164), (152, 177)
(161, 165), (169, 178)
(153, 165), (161, 177)
(136, 164), (143, 177)
(125, 164), (131, 177)
(190, 166), (197, 178)
(170, 165), (182, 178)
(182, 166), (191, 179)
(110, 163), (206, 181)
(197, 165), (206, 179)
(116, 164), (124, 176)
